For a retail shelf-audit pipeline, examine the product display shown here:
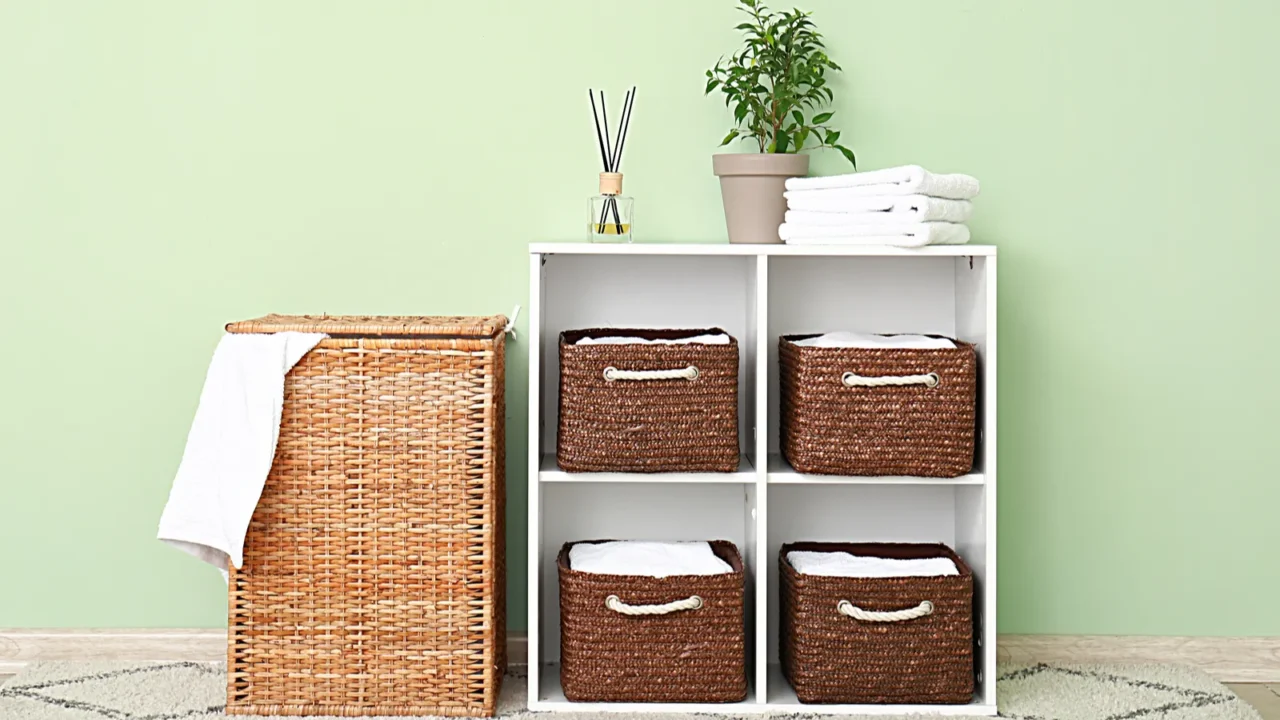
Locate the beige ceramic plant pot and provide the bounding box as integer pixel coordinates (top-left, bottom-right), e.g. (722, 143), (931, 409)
(713, 153), (810, 244)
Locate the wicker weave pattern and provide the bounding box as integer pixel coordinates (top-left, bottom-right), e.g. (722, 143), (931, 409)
(558, 541), (748, 703)
(780, 336), (977, 477)
(557, 329), (740, 473)
(780, 542), (975, 705)
(226, 314), (506, 338)
(226, 322), (506, 717)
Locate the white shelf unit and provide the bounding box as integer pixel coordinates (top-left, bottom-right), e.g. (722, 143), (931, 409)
(527, 243), (997, 715)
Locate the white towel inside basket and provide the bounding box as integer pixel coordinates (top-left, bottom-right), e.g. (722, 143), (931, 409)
(570, 541), (734, 578)
(576, 333), (730, 345)
(787, 551), (958, 578)
(792, 331), (955, 350)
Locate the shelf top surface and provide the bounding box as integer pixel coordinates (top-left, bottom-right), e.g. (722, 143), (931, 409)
(530, 242), (996, 257)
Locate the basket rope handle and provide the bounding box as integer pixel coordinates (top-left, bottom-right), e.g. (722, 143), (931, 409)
(603, 366), (699, 381)
(605, 594), (703, 615)
(837, 599), (934, 623)
(842, 371), (939, 388)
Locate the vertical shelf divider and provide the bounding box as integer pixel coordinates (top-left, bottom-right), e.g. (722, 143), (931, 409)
(753, 254), (770, 702)
(526, 252), (543, 705)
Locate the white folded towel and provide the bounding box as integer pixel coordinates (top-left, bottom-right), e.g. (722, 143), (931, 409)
(787, 551), (959, 578)
(793, 331), (956, 350)
(570, 541), (734, 578)
(157, 331), (327, 575)
(576, 333), (730, 345)
(785, 195), (973, 223)
(784, 165), (979, 200)
(779, 221), (970, 248)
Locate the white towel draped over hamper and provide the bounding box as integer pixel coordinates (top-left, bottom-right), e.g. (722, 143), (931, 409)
(156, 331), (326, 576)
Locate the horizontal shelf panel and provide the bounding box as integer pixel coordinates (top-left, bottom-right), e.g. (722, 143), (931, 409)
(767, 454), (984, 485)
(765, 665), (995, 716)
(540, 454), (756, 483)
(531, 242), (996, 257)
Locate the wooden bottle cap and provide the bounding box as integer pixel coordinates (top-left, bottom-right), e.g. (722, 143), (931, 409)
(599, 172), (623, 196)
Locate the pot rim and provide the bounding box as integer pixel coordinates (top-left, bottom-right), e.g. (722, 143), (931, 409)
(712, 152), (810, 177)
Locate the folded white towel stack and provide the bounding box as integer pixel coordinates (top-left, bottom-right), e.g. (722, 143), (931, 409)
(793, 331), (956, 350)
(570, 541), (734, 578)
(787, 551), (959, 578)
(779, 165), (979, 248)
(576, 333), (730, 346)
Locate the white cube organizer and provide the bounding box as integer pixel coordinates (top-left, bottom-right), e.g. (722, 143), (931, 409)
(527, 243), (997, 716)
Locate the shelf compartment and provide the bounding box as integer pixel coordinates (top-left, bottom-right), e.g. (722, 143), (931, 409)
(767, 453), (983, 485)
(540, 453), (756, 483)
(538, 253), (757, 460)
(763, 483), (991, 712)
(535, 482), (756, 686)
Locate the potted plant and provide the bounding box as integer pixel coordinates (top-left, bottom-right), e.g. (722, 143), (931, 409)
(706, 0), (856, 244)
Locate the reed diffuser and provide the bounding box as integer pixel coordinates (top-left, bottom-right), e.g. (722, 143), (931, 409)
(588, 87), (635, 242)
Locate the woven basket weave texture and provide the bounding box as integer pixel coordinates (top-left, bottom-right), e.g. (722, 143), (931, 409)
(558, 540), (748, 703)
(780, 335), (977, 477)
(780, 542), (975, 704)
(225, 315), (506, 717)
(557, 328), (739, 473)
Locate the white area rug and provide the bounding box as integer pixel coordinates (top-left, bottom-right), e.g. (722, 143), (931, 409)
(0, 662), (1261, 719)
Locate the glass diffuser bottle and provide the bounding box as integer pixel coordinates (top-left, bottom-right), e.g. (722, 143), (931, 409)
(589, 171), (633, 242)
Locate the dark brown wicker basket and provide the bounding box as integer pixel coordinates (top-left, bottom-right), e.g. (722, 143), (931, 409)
(780, 335), (977, 477)
(558, 540), (748, 703)
(558, 328), (739, 473)
(780, 542), (974, 705)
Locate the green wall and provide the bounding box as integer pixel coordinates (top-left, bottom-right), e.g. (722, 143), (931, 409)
(2, 1), (1277, 636)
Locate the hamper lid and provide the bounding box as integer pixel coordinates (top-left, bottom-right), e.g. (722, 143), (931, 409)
(226, 314), (508, 338)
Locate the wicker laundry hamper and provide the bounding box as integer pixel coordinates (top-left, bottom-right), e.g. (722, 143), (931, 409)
(780, 542), (975, 704)
(780, 335), (977, 477)
(225, 315), (507, 717)
(558, 540), (748, 703)
(557, 328), (739, 473)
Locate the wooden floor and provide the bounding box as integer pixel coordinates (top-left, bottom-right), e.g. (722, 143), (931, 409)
(1230, 684), (1280, 719)
(0, 673), (1275, 717)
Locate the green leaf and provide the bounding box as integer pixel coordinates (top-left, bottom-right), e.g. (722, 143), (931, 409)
(795, 126), (810, 149)
(734, 101), (749, 122)
(824, 129), (840, 144)
(705, 78), (720, 94)
(837, 144), (857, 168)
(811, 111), (833, 124)
(791, 109), (804, 126)
(775, 132), (790, 153)
(720, 129), (741, 146)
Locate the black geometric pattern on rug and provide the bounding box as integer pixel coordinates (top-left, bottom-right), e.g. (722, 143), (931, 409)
(0, 662), (1246, 719)
(0, 662), (224, 720)
(996, 663), (1239, 720)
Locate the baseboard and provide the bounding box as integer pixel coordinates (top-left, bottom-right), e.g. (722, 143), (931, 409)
(3, 630), (1275, 682)
(998, 634), (1280, 683)
(0, 629), (225, 675)
(0, 628), (528, 676)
